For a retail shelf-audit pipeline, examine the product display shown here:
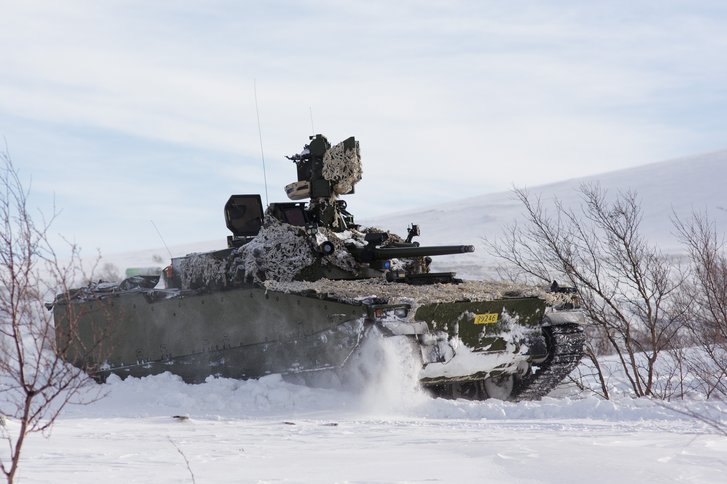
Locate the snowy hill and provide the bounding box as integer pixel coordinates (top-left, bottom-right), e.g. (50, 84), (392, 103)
(365, 149), (727, 278)
(100, 149), (727, 280)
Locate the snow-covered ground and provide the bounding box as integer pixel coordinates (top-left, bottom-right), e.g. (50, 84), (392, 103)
(12, 391), (727, 483)
(4, 339), (727, 483)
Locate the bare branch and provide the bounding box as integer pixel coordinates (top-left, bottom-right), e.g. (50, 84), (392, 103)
(489, 183), (688, 398)
(0, 151), (105, 483)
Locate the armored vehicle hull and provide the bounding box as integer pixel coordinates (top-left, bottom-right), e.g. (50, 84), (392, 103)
(53, 134), (585, 401)
(54, 277), (584, 401)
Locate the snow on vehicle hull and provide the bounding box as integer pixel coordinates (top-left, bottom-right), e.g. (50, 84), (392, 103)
(53, 279), (584, 401)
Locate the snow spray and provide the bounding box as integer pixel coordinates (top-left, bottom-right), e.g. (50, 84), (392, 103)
(339, 328), (428, 414)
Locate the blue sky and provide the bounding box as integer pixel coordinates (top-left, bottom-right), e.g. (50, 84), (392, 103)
(1, 0), (726, 256)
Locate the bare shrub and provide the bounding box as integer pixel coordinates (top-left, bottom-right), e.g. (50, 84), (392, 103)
(0, 152), (102, 483)
(488, 184), (688, 399)
(674, 212), (727, 400)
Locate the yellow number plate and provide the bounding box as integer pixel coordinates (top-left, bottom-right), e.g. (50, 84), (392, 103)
(473, 313), (499, 324)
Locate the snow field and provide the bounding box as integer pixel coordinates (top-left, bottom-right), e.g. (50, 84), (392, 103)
(3, 339), (726, 483)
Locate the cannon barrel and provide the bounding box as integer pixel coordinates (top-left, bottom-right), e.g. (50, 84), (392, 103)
(370, 244), (475, 260)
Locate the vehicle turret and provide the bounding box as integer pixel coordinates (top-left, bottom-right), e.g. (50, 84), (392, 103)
(284, 134), (360, 231)
(222, 134), (478, 284)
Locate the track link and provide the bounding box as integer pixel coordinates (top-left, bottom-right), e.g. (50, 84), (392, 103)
(511, 323), (585, 401)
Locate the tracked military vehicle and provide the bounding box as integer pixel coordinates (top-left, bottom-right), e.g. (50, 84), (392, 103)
(53, 134), (585, 401)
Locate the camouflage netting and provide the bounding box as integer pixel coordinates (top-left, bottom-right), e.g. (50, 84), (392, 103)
(322, 138), (362, 195)
(230, 219), (315, 283)
(174, 218), (416, 288)
(177, 252), (227, 289)
(228, 218), (361, 284)
(263, 278), (568, 307)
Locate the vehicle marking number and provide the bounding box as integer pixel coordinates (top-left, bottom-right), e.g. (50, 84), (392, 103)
(473, 313), (499, 324)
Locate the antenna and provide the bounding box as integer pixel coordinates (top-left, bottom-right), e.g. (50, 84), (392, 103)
(254, 78), (270, 206)
(150, 220), (173, 259)
(309, 106), (315, 134)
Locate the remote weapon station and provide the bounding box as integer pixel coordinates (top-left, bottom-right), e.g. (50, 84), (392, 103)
(53, 135), (585, 400)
